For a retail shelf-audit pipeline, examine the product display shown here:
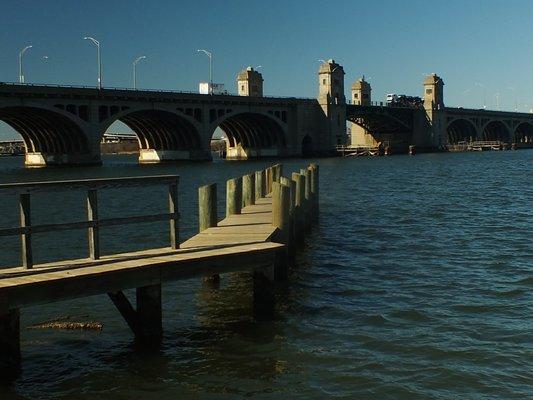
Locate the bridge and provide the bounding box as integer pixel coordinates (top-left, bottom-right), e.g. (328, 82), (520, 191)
(347, 74), (533, 153)
(1, 62), (532, 167)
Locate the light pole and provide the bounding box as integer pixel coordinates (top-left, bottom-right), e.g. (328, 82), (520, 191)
(19, 45), (32, 84)
(474, 82), (486, 109)
(197, 49), (212, 94)
(506, 87), (517, 112)
(132, 55), (146, 90)
(84, 36), (102, 89)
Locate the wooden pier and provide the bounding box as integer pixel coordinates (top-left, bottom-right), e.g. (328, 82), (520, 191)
(0, 163), (319, 382)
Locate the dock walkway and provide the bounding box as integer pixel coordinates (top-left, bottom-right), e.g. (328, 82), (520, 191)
(0, 163), (319, 382)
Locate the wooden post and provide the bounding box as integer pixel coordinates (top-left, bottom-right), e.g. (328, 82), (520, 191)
(300, 168), (312, 231)
(253, 265), (275, 320)
(292, 172), (305, 245)
(135, 284), (162, 346)
(242, 173), (255, 207)
(0, 309), (21, 382)
(198, 183), (217, 232)
(309, 164), (319, 222)
(226, 177), (242, 216)
(87, 189), (100, 260)
(272, 181), (290, 281)
(199, 183), (220, 286)
(266, 167), (272, 194)
(255, 170), (264, 200)
(280, 176), (295, 258)
(169, 181), (179, 249)
(19, 193), (32, 269)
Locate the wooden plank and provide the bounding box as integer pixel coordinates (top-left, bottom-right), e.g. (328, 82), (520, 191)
(0, 242), (284, 312)
(0, 175), (179, 193)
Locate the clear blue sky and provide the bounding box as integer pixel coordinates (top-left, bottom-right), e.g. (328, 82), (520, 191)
(1, 0), (532, 138)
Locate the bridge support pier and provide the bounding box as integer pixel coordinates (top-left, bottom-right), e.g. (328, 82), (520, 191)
(139, 149), (211, 163)
(0, 309), (21, 383)
(25, 152), (102, 168)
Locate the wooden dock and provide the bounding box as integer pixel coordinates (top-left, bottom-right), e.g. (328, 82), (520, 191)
(0, 163), (319, 382)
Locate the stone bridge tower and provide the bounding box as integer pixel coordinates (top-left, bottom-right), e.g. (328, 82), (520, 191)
(317, 59), (347, 149)
(423, 73), (445, 147)
(237, 67), (264, 97)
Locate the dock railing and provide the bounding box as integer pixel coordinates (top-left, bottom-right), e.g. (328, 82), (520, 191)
(0, 175), (180, 269)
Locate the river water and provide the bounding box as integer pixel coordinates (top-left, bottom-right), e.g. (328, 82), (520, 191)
(0, 151), (531, 399)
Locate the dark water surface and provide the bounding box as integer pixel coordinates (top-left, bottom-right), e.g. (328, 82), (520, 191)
(0, 151), (531, 399)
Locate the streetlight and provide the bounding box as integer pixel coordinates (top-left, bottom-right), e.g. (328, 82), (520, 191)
(132, 55), (146, 90)
(19, 45), (32, 84)
(84, 36), (102, 89)
(197, 49), (212, 94)
(474, 82), (486, 109)
(506, 87), (518, 112)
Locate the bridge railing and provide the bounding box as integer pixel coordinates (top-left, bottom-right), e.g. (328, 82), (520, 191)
(0, 175), (180, 269)
(0, 81), (314, 101)
(346, 100), (419, 109)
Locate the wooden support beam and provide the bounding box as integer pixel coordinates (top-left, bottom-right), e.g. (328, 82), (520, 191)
(87, 189), (100, 260)
(226, 177), (242, 217)
(0, 309), (21, 383)
(169, 182), (179, 249)
(292, 172), (305, 246)
(19, 193), (32, 269)
(309, 164), (319, 222)
(300, 168), (312, 231)
(108, 291), (138, 334)
(255, 170), (265, 200)
(136, 284), (162, 345)
(280, 176), (296, 259)
(199, 183), (220, 286)
(242, 173), (255, 207)
(272, 181), (290, 281)
(253, 265), (275, 320)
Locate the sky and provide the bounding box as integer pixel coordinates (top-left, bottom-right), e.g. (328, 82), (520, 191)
(1, 0), (533, 139)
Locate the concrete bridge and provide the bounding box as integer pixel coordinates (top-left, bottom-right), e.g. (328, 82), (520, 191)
(0, 63), (345, 167)
(348, 74), (533, 152)
(1, 61), (532, 167)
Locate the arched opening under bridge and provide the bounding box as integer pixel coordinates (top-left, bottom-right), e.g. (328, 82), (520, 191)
(514, 122), (533, 145)
(0, 106), (92, 167)
(103, 109), (208, 163)
(446, 119), (478, 144)
(215, 112), (287, 160)
(482, 120), (510, 142)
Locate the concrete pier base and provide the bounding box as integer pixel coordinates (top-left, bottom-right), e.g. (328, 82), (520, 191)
(0, 309), (21, 382)
(139, 149), (211, 163)
(25, 152), (102, 168)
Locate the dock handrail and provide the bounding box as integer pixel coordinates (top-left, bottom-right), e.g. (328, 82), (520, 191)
(0, 175), (180, 269)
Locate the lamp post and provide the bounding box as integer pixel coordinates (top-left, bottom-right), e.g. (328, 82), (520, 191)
(132, 55), (146, 90)
(506, 87), (517, 112)
(197, 49), (213, 94)
(474, 82), (486, 109)
(84, 36), (102, 89)
(19, 45), (32, 84)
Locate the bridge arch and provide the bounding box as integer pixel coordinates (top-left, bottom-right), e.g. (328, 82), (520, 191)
(212, 112), (288, 159)
(0, 106), (90, 166)
(101, 108), (207, 162)
(446, 118), (478, 144)
(481, 120), (511, 142)
(514, 122), (533, 144)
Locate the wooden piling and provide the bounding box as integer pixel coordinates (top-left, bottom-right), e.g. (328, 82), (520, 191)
(87, 189), (100, 260)
(226, 177), (242, 216)
(300, 168), (312, 230)
(309, 164), (319, 220)
(199, 183), (217, 232)
(280, 176), (296, 258)
(199, 183), (220, 286)
(253, 265), (275, 320)
(0, 309), (21, 382)
(242, 173), (255, 207)
(292, 172), (305, 245)
(255, 170), (265, 200)
(135, 284), (162, 346)
(272, 181), (290, 281)
(19, 193), (32, 269)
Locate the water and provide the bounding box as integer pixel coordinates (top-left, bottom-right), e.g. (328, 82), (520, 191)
(0, 151), (531, 399)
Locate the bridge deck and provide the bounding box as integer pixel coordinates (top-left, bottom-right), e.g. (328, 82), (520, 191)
(0, 196), (281, 313)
